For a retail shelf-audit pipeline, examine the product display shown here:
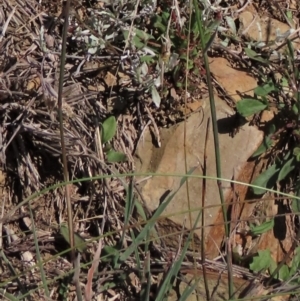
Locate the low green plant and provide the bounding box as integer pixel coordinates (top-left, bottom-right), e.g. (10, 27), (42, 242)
(58, 276), (71, 300)
(151, 7), (222, 87)
(250, 246), (300, 282)
(236, 40), (300, 202)
(101, 116), (127, 163)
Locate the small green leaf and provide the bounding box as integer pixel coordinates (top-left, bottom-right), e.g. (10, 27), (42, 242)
(251, 136), (273, 158)
(101, 245), (120, 264)
(278, 157), (295, 181)
(107, 150), (127, 163)
(293, 147), (300, 162)
(286, 10), (293, 24)
(236, 98), (267, 117)
(254, 82), (277, 96)
(289, 246), (300, 277)
(292, 199), (300, 216)
(153, 14), (167, 32)
(268, 257), (277, 277)
(153, 21), (166, 32)
(225, 16), (236, 35)
(161, 11), (170, 23)
(249, 219), (274, 235)
(101, 116), (117, 144)
(278, 264), (290, 281)
(252, 163), (280, 195)
(244, 48), (269, 64)
(135, 28), (154, 40)
(122, 30), (130, 41)
(132, 36), (145, 49)
(292, 198), (300, 215)
(140, 55), (156, 63)
(60, 224), (87, 253)
(269, 258), (289, 280)
(250, 249), (272, 272)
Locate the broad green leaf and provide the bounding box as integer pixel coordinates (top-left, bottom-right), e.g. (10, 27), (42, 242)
(153, 21), (166, 32)
(278, 264), (290, 281)
(153, 14), (168, 32)
(292, 198), (300, 216)
(132, 36), (144, 49)
(161, 11), (170, 23)
(122, 30), (130, 41)
(236, 98), (267, 117)
(269, 258), (289, 280)
(281, 76), (289, 89)
(244, 48), (269, 64)
(122, 29), (147, 49)
(135, 28), (154, 40)
(249, 219), (274, 235)
(250, 249), (272, 272)
(225, 16), (236, 35)
(268, 257), (277, 278)
(60, 224), (87, 253)
(289, 246), (300, 277)
(293, 147), (300, 162)
(251, 136), (273, 158)
(140, 55), (156, 64)
(254, 82), (277, 96)
(107, 150), (127, 163)
(252, 163), (280, 195)
(278, 157), (295, 181)
(101, 116), (117, 144)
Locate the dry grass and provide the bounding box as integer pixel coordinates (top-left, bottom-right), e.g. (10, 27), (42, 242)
(0, 0), (142, 299)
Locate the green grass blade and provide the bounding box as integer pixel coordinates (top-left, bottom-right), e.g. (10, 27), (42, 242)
(140, 251), (151, 301)
(28, 203), (50, 298)
(121, 179), (134, 244)
(178, 279), (200, 301)
(0, 249), (28, 298)
(155, 225), (193, 301)
(0, 290), (19, 301)
(119, 167), (196, 262)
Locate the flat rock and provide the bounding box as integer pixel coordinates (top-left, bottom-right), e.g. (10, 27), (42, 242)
(238, 6), (300, 51)
(136, 96), (263, 255)
(209, 57), (257, 102)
